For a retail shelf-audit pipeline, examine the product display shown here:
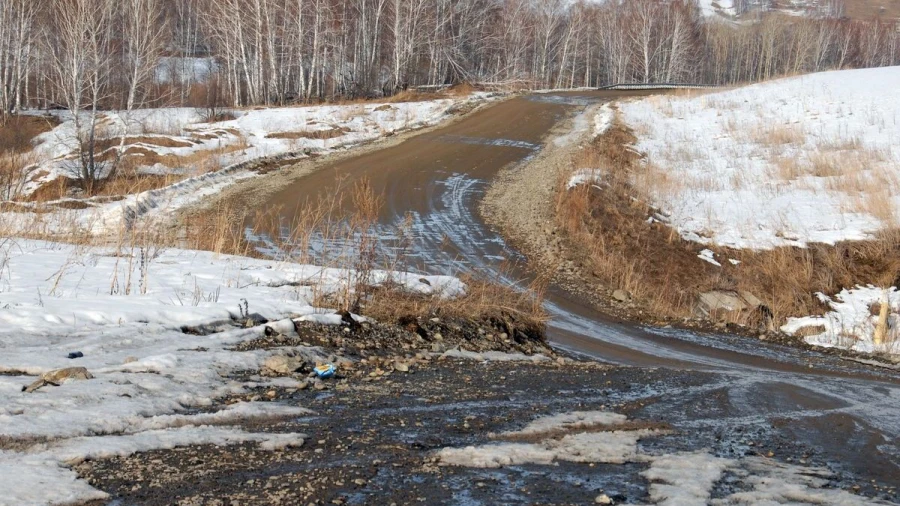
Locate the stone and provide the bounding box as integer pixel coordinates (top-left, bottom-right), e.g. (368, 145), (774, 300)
(393, 361), (409, 373)
(263, 355), (304, 376)
(696, 290), (762, 320)
(612, 289), (632, 303)
(123, 356), (138, 364)
(595, 494), (612, 505)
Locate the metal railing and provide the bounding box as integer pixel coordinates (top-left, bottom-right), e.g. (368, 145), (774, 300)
(600, 83), (719, 91)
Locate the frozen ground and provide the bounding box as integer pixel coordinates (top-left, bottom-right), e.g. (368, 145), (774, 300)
(7, 93), (492, 236)
(618, 66), (900, 250)
(0, 239), (462, 505)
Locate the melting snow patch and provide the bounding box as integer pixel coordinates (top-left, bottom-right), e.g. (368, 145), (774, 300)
(782, 285), (900, 355)
(437, 430), (656, 468)
(698, 249), (722, 267)
(438, 409), (660, 468)
(505, 410), (628, 437)
(594, 103), (614, 137)
(567, 169), (603, 189)
(644, 452), (734, 506)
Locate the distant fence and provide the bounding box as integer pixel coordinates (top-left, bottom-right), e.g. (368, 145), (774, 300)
(599, 83), (719, 91)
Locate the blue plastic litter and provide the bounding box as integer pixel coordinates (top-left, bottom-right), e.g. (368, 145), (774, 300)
(314, 363), (336, 379)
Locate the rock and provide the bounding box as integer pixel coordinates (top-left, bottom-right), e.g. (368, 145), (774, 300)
(123, 356), (138, 364)
(313, 381), (327, 391)
(595, 494), (612, 505)
(353, 478), (367, 486)
(23, 367), (93, 393)
(612, 289), (632, 303)
(393, 361), (410, 373)
(696, 290), (762, 321)
(263, 355), (304, 376)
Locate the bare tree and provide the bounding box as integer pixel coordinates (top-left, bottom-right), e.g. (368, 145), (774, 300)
(45, 0), (116, 194)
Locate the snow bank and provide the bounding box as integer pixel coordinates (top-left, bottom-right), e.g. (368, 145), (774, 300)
(0, 238), (463, 505)
(782, 285), (900, 355)
(437, 430), (656, 468)
(618, 67), (900, 250)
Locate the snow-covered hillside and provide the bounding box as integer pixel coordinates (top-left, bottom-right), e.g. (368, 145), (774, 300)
(618, 66), (900, 250)
(699, 0), (849, 20)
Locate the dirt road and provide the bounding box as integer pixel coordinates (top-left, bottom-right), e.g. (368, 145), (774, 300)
(255, 91), (900, 488)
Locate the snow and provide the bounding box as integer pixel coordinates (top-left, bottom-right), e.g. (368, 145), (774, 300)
(644, 452), (733, 506)
(154, 56), (217, 84)
(618, 67), (900, 250)
(698, 0), (833, 21)
(697, 249), (722, 267)
(437, 430), (657, 468)
(9, 93), (495, 237)
(567, 168), (603, 189)
(782, 285), (900, 355)
(594, 103), (614, 137)
(713, 456), (884, 505)
(505, 410), (627, 437)
(438, 409), (660, 468)
(699, 0), (736, 17)
(0, 238), (464, 505)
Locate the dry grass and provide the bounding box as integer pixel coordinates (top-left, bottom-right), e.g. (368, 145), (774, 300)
(266, 127), (350, 140)
(0, 115), (59, 156)
(183, 177), (547, 332)
(749, 123), (805, 146)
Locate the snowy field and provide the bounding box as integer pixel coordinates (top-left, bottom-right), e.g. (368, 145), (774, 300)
(7, 93), (492, 236)
(698, 0), (837, 20)
(618, 66), (900, 251)
(0, 239), (462, 505)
